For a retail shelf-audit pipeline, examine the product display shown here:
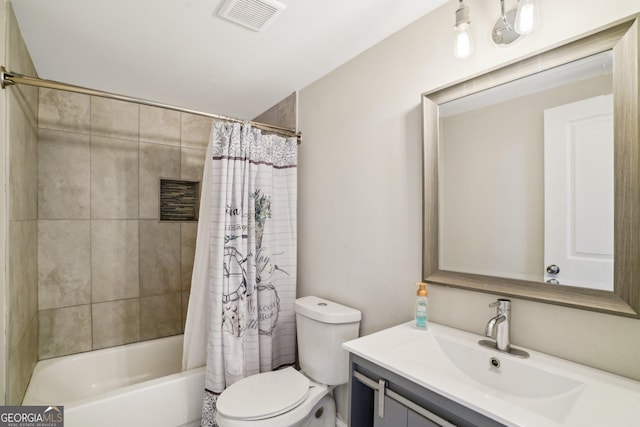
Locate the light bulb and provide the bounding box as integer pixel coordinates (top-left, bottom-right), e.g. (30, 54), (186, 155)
(514, 0), (539, 35)
(454, 26), (473, 59)
(453, 0), (473, 59)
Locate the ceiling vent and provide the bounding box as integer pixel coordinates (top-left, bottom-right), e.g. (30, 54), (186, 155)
(217, 0), (286, 32)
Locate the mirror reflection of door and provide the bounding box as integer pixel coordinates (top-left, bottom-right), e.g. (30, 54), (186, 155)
(543, 94), (614, 291)
(438, 51), (614, 290)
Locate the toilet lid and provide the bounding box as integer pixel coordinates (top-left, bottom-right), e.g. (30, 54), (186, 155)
(216, 367), (310, 421)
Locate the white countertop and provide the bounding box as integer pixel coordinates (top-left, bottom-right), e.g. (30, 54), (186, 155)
(343, 321), (640, 427)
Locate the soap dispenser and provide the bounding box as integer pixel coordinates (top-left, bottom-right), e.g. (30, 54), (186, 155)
(415, 282), (428, 330)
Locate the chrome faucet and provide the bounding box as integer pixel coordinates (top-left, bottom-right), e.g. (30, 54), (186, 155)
(485, 299), (511, 351)
(479, 298), (529, 358)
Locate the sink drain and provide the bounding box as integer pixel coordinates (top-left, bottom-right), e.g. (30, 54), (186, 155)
(489, 357), (501, 369)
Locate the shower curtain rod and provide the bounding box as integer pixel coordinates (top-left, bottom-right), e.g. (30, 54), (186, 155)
(0, 66), (301, 142)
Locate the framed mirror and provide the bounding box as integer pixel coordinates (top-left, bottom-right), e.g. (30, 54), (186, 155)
(422, 18), (640, 318)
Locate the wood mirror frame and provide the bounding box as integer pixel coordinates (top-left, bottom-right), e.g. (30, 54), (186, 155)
(422, 18), (640, 318)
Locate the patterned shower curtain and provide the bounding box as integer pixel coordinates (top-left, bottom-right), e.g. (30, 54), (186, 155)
(183, 121), (298, 426)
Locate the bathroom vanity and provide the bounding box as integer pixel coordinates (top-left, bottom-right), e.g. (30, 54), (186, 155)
(343, 322), (640, 426)
(347, 352), (501, 427)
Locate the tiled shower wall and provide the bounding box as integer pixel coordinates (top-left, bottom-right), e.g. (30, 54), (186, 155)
(37, 89), (209, 359)
(6, 3), (39, 405)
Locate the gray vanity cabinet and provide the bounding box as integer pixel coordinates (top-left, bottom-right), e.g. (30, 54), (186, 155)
(373, 392), (439, 427)
(408, 409), (440, 427)
(349, 354), (506, 427)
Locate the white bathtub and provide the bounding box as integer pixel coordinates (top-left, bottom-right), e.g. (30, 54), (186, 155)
(22, 334), (205, 427)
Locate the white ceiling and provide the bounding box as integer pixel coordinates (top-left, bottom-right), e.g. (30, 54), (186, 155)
(11, 0), (448, 121)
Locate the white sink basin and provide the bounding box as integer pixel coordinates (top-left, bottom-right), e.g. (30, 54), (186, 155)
(435, 336), (583, 398)
(433, 335), (585, 423)
(343, 321), (640, 426)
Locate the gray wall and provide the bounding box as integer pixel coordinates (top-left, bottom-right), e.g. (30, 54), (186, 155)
(36, 90), (209, 359)
(5, 2), (39, 405)
(298, 0), (640, 382)
(253, 92), (297, 130)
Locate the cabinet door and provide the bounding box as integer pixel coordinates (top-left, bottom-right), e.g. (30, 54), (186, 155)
(408, 409), (441, 427)
(373, 392), (407, 427)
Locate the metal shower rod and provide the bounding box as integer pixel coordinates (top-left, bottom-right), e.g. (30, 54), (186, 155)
(0, 66), (301, 141)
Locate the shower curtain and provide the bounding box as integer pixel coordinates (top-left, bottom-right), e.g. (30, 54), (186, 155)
(182, 121), (298, 426)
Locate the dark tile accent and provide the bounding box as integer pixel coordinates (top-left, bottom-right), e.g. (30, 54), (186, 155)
(160, 179), (199, 221)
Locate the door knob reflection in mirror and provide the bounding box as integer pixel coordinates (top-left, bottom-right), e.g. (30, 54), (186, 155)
(546, 264), (560, 275)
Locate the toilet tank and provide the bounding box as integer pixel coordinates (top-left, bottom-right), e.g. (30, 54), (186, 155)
(294, 296), (361, 386)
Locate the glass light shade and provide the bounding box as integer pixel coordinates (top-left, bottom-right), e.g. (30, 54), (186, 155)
(514, 0), (540, 35)
(454, 25), (473, 59)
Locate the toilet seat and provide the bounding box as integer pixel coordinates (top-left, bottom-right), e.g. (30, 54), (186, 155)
(216, 367), (310, 421)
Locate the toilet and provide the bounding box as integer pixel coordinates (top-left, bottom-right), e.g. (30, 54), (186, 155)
(215, 296), (362, 427)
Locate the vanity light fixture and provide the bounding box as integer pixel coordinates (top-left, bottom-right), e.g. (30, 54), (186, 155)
(513, 0), (540, 35)
(492, 0), (540, 46)
(453, 0), (473, 59)
(454, 0), (540, 59)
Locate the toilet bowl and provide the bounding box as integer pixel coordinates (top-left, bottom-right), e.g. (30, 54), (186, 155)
(215, 296), (361, 426)
(216, 368), (335, 427)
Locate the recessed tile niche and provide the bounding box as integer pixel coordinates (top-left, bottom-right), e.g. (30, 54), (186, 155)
(160, 179), (200, 221)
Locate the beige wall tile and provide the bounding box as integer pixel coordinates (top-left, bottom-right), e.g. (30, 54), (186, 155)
(91, 220), (139, 302)
(140, 105), (180, 146)
(38, 88), (90, 133)
(38, 129), (90, 219)
(0, 4), (6, 404)
(8, 92), (38, 221)
(91, 97), (139, 141)
(92, 299), (140, 350)
(139, 142), (180, 219)
(181, 223), (197, 291)
(21, 62), (223, 358)
(181, 113), (211, 150)
(7, 27), (37, 242)
(91, 135), (139, 219)
(140, 220), (180, 296)
(39, 305), (92, 359)
(38, 220), (91, 310)
(8, 220), (37, 362)
(7, 314), (37, 404)
(140, 293), (182, 340)
(11, 86), (38, 127)
(181, 147), (206, 182)
(182, 291), (190, 332)
(6, 3), (38, 404)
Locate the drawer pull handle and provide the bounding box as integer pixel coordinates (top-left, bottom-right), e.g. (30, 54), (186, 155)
(353, 370), (457, 427)
(377, 378), (388, 418)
